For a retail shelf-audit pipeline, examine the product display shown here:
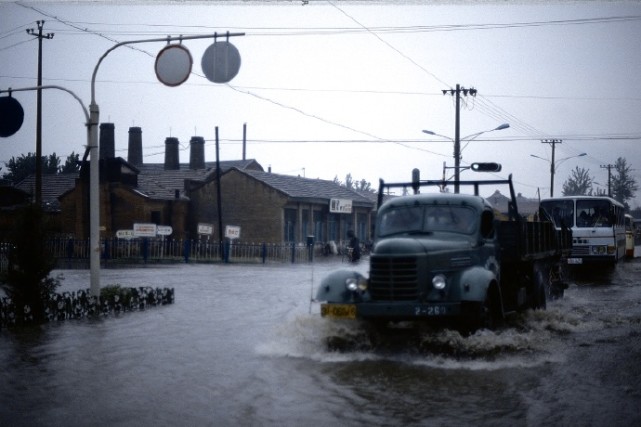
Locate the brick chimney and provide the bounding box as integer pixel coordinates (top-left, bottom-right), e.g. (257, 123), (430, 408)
(164, 137), (180, 170)
(127, 127), (143, 166)
(99, 123), (115, 160)
(189, 136), (205, 170)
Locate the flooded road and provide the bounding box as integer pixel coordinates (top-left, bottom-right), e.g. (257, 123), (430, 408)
(2, 257), (641, 427)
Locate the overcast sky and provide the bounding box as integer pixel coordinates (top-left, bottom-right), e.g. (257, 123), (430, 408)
(2, 0), (641, 204)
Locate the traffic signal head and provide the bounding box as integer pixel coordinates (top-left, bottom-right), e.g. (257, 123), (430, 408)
(471, 162), (502, 172)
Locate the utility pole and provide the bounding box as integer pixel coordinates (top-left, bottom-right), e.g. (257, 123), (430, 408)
(600, 164), (614, 197)
(442, 84), (477, 193)
(27, 21), (54, 206)
(541, 139), (562, 197)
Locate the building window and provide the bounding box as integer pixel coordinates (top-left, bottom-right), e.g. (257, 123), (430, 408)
(284, 208), (297, 243)
(313, 210), (324, 242)
(358, 213), (367, 241)
(328, 213), (338, 241)
(342, 216), (353, 240)
(151, 211), (161, 224)
(301, 209), (309, 239)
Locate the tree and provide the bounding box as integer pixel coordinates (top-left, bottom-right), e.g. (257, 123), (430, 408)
(60, 151), (81, 174)
(345, 173), (354, 190)
(334, 173), (375, 193)
(611, 157), (638, 210)
(2, 152), (61, 184)
(354, 179), (373, 192)
(0, 204), (60, 325)
(562, 166), (593, 196)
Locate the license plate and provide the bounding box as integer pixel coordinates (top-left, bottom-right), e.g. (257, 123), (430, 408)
(567, 258), (583, 265)
(320, 303), (356, 319)
(415, 305), (449, 316)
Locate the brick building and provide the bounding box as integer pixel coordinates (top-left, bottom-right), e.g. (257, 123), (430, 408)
(189, 167), (375, 244)
(55, 123), (375, 244)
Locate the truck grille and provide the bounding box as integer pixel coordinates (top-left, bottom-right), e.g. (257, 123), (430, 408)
(571, 246), (589, 256)
(369, 256), (419, 301)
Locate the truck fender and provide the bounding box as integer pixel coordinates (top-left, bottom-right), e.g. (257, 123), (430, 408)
(458, 266), (498, 303)
(315, 270), (368, 303)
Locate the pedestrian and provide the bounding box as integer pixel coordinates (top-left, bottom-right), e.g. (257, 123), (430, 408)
(347, 230), (361, 263)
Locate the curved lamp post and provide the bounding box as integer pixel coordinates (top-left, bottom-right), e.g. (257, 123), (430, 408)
(422, 123), (510, 193)
(530, 152), (586, 197)
(88, 32), (243, 297)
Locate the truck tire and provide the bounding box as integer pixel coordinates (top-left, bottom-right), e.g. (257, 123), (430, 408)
(462, 285), (502, 333)
(532, 269), (547, 310)
(480, 287), (501, 330)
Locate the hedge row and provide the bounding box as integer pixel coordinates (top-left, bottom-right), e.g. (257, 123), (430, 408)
(1, 286), (175, 328)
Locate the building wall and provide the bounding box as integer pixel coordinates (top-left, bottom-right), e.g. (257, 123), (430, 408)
(191, 169), (287, 243)
(59, 181), (189, 240)
(190, 169), (374, 244)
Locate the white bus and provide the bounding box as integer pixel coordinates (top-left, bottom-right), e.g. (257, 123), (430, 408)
(540, 196), (626, 267)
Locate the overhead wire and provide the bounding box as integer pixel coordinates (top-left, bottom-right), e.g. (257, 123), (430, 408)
(7, 1), (640, 184)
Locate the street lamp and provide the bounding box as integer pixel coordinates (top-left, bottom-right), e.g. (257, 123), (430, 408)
(87, 32), (243, 297)
(530, 152), (586, 197)
(422, 123), (509, 193)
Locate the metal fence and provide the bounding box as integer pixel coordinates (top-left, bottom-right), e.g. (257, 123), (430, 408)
(1, 238), (348, 271)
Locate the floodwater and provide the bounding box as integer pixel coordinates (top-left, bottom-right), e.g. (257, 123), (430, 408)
(2, 255), (641, 427)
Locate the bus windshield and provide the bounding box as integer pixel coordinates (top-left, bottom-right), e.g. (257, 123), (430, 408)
(540, 200), (574, 228)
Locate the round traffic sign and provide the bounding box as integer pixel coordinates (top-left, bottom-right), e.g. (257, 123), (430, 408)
(155, 44), (193, 87)
(0, 95), (24, 137)
(201, 41), (241, 84)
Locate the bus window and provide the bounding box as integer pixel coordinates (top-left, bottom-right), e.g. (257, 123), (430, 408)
(576, 200), (612, 228)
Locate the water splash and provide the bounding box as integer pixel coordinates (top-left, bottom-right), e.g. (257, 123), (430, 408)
(255, 299), (609, 369)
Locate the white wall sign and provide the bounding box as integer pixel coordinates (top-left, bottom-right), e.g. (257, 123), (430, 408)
(157, 225), (173, 236)
(133, 223), (157, 237)
(329, 198), (353, 214)
(225, 225), (241, 239)
(116, 229), (135, 240)
(198, 223), (213, 235)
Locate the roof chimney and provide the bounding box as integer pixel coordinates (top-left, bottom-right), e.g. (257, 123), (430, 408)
(189, 136), (205, 170)
(127, 127), (143, 166)
(99, 123), (115, 160)
(164, 137), (180, 170)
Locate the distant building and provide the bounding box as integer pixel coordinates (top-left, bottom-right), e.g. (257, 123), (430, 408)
(54, 124), (374, 244)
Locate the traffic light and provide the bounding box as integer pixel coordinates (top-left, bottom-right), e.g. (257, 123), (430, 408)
(411, 168), (420, 194)
(471, 162), (502, 172)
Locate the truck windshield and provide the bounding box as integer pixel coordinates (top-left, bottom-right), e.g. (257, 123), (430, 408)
(378, 205), (477, 236)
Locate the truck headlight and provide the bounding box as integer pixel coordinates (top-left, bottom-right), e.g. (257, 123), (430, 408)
(345, 277), (368, 292)
(432, 274), (447, 290)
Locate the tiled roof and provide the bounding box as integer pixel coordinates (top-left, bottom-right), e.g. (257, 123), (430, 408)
(16, 173), (79, 209)
(127, 159), (263, 201)
(237, 169), (375, 206)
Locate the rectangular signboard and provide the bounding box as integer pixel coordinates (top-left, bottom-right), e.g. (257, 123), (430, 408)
(116, 229), (135, 240)
(198, 223), (213, 235)
(329, 198), (353, 214)
(157, 225), (173, 236)
(225, 225), (241, 239)
(133, 223), (157, 237)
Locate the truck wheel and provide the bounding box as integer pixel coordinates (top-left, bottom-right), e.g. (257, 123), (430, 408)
(480, 290), (499, 330)
(532, 270), (547, 310)
(464, 287), (501, 333)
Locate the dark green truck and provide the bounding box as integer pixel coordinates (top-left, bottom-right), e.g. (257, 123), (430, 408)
(316, 175), (571, 331)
